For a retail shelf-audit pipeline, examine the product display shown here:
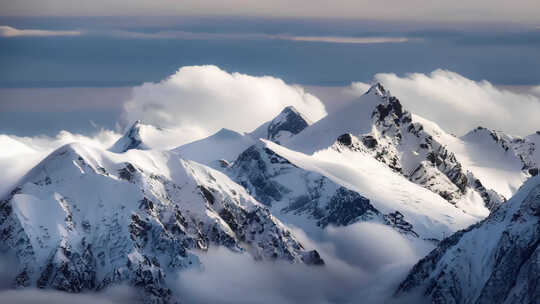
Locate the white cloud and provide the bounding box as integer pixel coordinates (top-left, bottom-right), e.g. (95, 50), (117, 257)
(0, 25), (82, 37)
(0, 130), (120, 197)
(175, 222), (426, 304)
(531, 85), (540, 96)
(121, 65), (326, 144)
(350, 70), (540, 136)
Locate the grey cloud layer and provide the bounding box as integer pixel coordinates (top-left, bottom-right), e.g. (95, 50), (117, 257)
(1, 0), (539, 26)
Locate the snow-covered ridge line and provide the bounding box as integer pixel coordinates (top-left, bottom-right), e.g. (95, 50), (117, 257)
(0, 142), (322, 303)
(287, 83), (505, 216)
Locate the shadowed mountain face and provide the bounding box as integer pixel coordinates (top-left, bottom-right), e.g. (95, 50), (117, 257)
(396, 176), (540, 304)
(266, 106), (311, 144)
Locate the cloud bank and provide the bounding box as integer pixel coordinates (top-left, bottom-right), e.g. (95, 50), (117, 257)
(0, 25), (82, 37)
(350, 70), (540, 136)
(121, 65), (326, 144)
(175, 222), (426, 304)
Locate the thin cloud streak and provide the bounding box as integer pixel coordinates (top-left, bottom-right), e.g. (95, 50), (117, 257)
(283, 36), (413, 44)
(0, 25), (82, 37)
(0, 25), (416, 44)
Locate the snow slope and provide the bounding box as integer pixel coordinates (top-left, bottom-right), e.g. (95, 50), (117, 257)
(228, 139), (479, 244)
(396, 175), (540, 304)
(286, 83), (504, 217)
(172, 128), (255, 168)
(0, 142), (322, 303)
(171, 105), (312, 168)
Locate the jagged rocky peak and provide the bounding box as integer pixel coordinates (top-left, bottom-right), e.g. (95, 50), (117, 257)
(365, 82), (389, 98)
(0, 142), (322, 303)
(396, 175), (540, 304)
(267, 106), (311, 144)
(331, 87), (505, 214)
(366, 83), (411, 128)
(109, 120), (151, 153)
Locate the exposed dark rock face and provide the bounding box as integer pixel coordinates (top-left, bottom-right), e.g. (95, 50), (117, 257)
(337, 133), (353, 146)
(267, 106), (310, 144)
(383, 211), (419, 237)
(229, 143), (383, 229)
(396, 177), (540, 304)
(317, 187), (379, 227)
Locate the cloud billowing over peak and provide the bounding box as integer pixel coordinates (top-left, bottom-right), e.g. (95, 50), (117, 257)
(121, 65), (326, 146)
(350, 69), (540, 136)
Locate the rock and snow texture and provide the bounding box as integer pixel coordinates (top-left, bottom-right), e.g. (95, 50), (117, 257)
(227, 139), (479, 243)
(250, 105), (311, 144)
(171, 105), (311, 168)
(287, 83), (505, 217)
(227, 142), (380, 229)
(109, 120), (151, 152)
(265, 106), (311, 144)
(396, 175), (540, 304)
(0, 142), (322, 303)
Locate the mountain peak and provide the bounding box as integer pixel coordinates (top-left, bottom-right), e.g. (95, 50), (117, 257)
(266, 106), (311, 144)
(365, 82), (389, 98)
(109, 120), (150, 153)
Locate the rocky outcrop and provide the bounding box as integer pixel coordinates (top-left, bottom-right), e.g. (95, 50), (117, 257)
(266, 106), (311, 144)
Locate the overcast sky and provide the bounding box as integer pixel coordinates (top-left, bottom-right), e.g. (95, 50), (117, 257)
(1, 0), (539, 27)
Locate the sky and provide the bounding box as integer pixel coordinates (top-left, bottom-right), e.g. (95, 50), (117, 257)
(0, 1), (539, 137)
(1, 0), (540, 26)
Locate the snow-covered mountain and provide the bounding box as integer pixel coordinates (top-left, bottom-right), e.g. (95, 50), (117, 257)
(171, 105), (312, 168)
(227, 139), (479, 244)
(285, 83), (505, 217)
(109, 120), (154, 152)
(172, 128), (255, 168)
(0, 142), (322, 303)
(395, 175), (540, 304)
(2, 81), (538, 304)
